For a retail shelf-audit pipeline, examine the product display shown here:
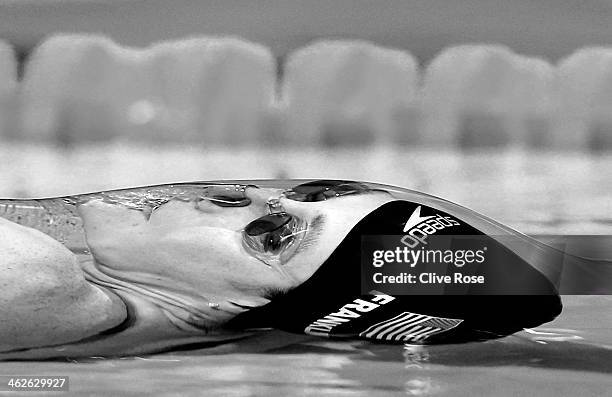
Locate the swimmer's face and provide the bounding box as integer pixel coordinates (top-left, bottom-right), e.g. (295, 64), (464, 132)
(77, 182), (394, 326)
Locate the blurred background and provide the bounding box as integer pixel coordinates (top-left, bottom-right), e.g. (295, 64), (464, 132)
(0, 0), (610, 235)
(1, 3), (612, 396)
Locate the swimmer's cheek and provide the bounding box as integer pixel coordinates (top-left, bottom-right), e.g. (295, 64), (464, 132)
(0, 219), (127, 352)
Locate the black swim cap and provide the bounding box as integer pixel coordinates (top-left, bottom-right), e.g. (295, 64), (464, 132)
(229, 201), (562, 343)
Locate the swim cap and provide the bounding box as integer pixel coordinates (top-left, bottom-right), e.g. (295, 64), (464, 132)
(229, 201), (562, 343)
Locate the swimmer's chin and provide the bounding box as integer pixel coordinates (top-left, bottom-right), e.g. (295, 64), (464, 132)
(81, 260), (256, 335)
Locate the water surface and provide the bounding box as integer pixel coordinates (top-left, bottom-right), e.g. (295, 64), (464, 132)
(0, 144), (610, 396)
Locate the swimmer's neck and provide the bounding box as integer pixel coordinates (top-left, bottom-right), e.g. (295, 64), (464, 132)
(80, 259), (227, 335)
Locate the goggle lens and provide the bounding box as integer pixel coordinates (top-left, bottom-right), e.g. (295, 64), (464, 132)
(284, 180), (371, 202)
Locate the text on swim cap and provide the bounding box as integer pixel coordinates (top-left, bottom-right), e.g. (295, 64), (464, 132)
(304, 293), (395, 337)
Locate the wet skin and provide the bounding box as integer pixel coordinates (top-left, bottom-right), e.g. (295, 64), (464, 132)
(0, 186), (395, 359)
(2, 180), (606, 360)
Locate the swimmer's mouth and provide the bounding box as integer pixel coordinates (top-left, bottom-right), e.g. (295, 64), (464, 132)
(229, 301), (256, 310)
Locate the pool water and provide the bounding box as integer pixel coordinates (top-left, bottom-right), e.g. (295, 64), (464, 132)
(0, 144), (610, 396)
(0, 297), (611, 396)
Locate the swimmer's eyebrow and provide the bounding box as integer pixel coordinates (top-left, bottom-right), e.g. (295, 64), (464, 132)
(292, 189), (387, 251)
(294, 214), (325, 256)
(292, 189), (389, 254)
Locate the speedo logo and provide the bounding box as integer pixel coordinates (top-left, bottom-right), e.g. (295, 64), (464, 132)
(304, 293), (395, 337)
(401, 206), (460, 248)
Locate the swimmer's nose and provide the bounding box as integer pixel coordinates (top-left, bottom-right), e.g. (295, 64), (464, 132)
(244, 186), (286, 212)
